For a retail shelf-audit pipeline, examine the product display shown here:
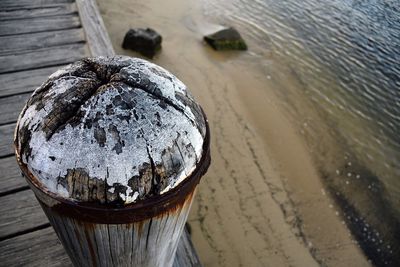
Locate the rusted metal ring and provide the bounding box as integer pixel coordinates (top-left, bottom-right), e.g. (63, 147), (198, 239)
(15, 111), (211, 224)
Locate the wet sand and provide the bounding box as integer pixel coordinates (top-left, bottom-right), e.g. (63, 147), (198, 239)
(97, 0), (371, 266)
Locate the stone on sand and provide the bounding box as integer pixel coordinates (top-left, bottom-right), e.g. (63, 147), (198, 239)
(204, 27), (247, 51)
(122, 28), (162, 58)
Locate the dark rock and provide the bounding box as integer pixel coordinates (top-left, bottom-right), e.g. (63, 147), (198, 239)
(122, 28), (162, 58)
(204, 27), (247, 51)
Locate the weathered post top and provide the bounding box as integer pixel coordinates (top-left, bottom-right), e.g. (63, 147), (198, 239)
(15, 56), (209, 207)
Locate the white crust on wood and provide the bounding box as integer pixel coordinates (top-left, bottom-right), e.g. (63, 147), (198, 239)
(16, 56), (206, 204)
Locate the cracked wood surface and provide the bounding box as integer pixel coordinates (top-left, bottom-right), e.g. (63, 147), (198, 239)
(16, 56), (206, 204)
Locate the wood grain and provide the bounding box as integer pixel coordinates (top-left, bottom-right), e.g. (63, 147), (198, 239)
(0, 190), (47, 239)
(76, 0), (114, 56)
(0, 156), (27, 195)
(0, 186), (200, 266)
(0, 123), (15, 157)
(0, 28), (85, 55)
(0, 93), (30, 125)
(0, 0), (73, 11)
(0, 43), (89, 73)
(173, 227), (202, 267)
(0, 15), (81, 36)
(0, 227), (72, 267)
(0, 224), (199, 267)
(43, 196), (194, 267)
(0, 3), (77, 21)
(0, 66), (62, 97)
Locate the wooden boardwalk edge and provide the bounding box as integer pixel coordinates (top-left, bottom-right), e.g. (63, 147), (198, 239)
(75, 0), (114, 57)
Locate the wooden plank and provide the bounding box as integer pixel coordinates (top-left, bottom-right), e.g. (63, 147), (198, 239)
(0, 43), (89, 74)
(0, 227), (72, 267)
(0, 0), (73, 11)
(0, 28), (85, 55)
(0, 66), (62, 97)
(0, 190), (48, 239)
(0, 3), (77, 21)
(0, 156), (26, 195)
(0, 123), (15, 157)
(76, 0), (114, 56)
(0, 15), (81, 36)
(0, 93), (30, 125)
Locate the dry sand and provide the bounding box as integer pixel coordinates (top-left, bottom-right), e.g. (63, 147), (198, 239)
(98, 0), (371, 266)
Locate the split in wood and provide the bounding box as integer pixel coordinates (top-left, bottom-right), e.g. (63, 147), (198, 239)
(15, 56), (207, 205)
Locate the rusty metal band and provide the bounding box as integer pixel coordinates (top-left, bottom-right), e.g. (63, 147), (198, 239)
(15, 113), (211, 224)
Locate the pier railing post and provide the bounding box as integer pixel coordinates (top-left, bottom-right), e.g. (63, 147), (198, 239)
(14, 56), (210, 267)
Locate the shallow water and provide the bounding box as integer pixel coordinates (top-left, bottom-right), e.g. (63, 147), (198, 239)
(202, 0), (400, 265)
(204, 0), (400, 206)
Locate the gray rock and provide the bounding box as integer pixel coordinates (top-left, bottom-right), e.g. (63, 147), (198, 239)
(122, 28), (162, 58)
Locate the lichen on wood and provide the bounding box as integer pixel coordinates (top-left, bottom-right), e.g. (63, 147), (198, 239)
(15, 56), (206, 204)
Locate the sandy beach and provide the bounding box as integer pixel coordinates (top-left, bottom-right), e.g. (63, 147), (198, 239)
(97, 0), (371, 266)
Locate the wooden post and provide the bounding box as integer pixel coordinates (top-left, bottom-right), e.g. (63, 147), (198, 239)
(14, 56), (210, 267)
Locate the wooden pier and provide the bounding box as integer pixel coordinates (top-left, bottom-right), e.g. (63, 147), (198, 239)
(0, 0), (201, 266)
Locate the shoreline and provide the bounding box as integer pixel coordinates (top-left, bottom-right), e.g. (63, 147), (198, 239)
(224, 60), (371, 266)
(98, 0), (371, 265)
